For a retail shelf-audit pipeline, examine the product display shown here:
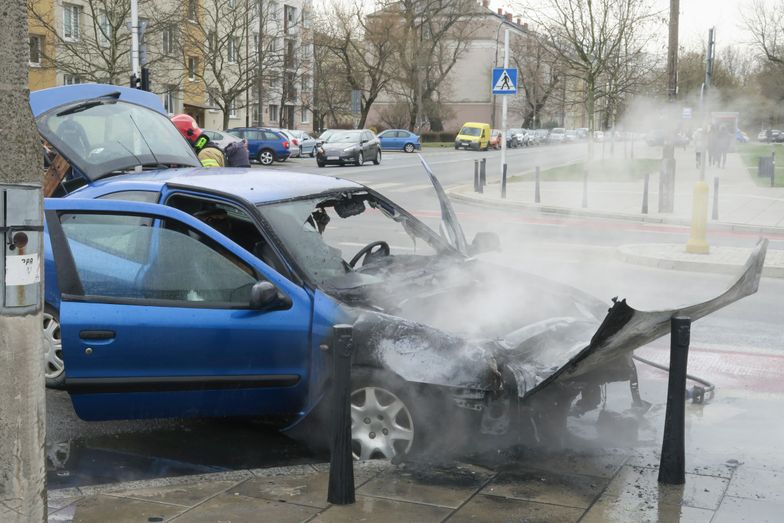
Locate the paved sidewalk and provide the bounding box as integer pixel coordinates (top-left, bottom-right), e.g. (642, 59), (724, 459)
(449, 144), (784, 276)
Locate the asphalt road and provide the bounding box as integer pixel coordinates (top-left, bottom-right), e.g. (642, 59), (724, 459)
(47, 144), (784, 488)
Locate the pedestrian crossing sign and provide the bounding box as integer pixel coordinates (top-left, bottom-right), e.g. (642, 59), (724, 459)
(492, 68), (518, 94)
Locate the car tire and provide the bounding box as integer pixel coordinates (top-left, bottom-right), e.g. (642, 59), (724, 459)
(404, 143), (415, 153)
(454, 145), (460, 150)
(356, 152), (364, 166)
(257, 149), (274, 166)
(43, 305), (66, 389)
(373, 150), (381, 165)
(350, 368), (433, 461)
(317, 160), (325, 168)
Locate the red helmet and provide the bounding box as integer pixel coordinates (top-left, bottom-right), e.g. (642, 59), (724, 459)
(171, 114), (201, 144)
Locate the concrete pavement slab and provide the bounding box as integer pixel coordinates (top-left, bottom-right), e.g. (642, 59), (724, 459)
(170, 493), (319, 523)
(580, 496), (715, 523)
(712, 495), (784, 523)
(480, 468), (607, 509)
(48, 494), (183, 523)
(725, 467), (784, 502)
(233, 469), (335, 509)
(93, 479), (240, 508)
(448, 494), (585, 523)
(311, 495), (452, 523)
(507, 449), (630, 479)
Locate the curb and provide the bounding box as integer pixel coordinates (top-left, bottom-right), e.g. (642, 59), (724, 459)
(448, 184), (784, 237)
(616, 244), (784, 278)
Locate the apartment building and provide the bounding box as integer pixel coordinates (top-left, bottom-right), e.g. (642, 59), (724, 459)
(26, 0), (314, 132)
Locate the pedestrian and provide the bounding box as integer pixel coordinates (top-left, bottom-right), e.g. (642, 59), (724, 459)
(708, 126), (720, 168)
(171, 114), (225, 167)
(717, 125), (731, 168)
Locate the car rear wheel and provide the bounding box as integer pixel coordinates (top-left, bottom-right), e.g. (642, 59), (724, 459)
(351, 369), (424, 460)
(372, 150), (381, 165)
(404, 143), (415, 153)
(43, 306), (65, 389)
(257, 149), (274, 166)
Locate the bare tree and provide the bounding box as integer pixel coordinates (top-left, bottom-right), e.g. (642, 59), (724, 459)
(312, 30), (353, 130)
(28, 0), (178, 84)
(510, 33), (562, 128)
(316, 1), (397, 129)
(0, 0), (47, 520)
(742, 0), (784, 66)
(520, 0), (661, 132)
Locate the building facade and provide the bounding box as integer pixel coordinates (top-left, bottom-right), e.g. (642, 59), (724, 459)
(27, 0), (314, 132)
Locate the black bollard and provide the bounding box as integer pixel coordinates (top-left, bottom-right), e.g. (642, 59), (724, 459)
(473, 160), (479, 193)
(480, 158), (487, 188)
(658, 316), (691, 485)
(642, 173), (649, 214)
(535, 166), (541, 203)
(581, 168), (588, 208)
(327, 324), (355, 505)
(501, 163), (508, 199)
(712, 177), (719, 220)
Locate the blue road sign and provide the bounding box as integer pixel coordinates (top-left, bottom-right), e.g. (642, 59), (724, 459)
(492, 68), (518, 95)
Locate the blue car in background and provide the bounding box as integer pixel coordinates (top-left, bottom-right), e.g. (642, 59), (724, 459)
(31, 84), (765, 461)
(377, 129), (421, 153)
(225, 127), (290, 165)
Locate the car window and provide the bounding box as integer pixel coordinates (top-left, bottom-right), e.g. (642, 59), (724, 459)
(263, 131), (281, 140)
(459, 127), (481, 136)
(61, 212), (257, 305)
(97, 190), (160, 203)
(227, 130), (244, 139)
(245, 130), (264, 140)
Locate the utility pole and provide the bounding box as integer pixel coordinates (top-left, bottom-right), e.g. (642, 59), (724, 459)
(666, 0), (679, 101)
(0, 0), (48, 520)
(130, 0), (140, 83)
(257, 0), (265, 126)
(660, 0), (679, 213)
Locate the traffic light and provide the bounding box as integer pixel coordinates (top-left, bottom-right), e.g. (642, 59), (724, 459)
(141, 67), (150, 91)
(130, 73), (140, 89)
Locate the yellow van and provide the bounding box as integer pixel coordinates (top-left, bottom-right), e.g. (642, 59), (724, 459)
(455, 122), (491, 150)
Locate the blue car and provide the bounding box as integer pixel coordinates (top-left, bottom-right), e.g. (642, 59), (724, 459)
(225, 127), (290, 165)
(33, 84), (765, 460)
(377, 129), (421, 153)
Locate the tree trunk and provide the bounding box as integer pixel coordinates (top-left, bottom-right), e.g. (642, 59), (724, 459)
(0, 0), (48, 521)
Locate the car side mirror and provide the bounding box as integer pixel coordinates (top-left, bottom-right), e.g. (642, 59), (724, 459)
(250, 281), (291, 311)
(361, 139), (368, 144)
(469, 232), (501, 255)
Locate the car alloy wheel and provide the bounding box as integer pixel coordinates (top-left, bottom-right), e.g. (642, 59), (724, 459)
(258, 149), (274, 166)
(356, 152), (364, 166)
(404, 143), (415, 153)
(43, 309), (65, 388)
(351, 385), (414, 460)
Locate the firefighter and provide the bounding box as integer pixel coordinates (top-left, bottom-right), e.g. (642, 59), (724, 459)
(171, 114), (225, 167)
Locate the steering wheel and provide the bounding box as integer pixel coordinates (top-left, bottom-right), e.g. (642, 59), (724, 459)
(349, 240), (390, 268)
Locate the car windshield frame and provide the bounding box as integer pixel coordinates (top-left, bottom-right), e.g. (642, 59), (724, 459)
(326, 130), (363, 143)
(256, 189), (457, 290)
(460, 127), (482, 137)
(37, 98), (201, 182)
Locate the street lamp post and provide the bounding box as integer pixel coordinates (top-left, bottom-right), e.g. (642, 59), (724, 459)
(491, 19), (516, 128)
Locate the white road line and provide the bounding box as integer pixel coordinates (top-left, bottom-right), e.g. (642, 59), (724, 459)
(358, 182), (403, 189)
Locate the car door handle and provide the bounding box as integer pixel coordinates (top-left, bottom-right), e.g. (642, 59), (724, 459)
(79, 330), (116, 340)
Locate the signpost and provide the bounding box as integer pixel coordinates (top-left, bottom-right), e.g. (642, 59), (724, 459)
(492, 31), (517, 199)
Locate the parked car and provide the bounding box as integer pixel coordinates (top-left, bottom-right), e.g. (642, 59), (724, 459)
(565, 129), (578, 142)
(757, 130), (768, 142)
(549, 128), (566, 143)
(455, 122), (491, 150)
(506, 129), (521, 148)
(593, 131), (605, 142)
(288, 130), (318, 157)
(202, 130), (244, 151)
(377, 129), (421, 153)
(316, 129), (381, 167)
(226, 127), (290, 165)
(736, 130), (750, 143)
(31, 84), (767, 462)
(268, 129), (300, 159)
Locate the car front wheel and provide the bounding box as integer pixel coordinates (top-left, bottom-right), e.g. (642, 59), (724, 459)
(257, 149), (274, 166)
(43, 307), (65, 389)
(373, 150), (381, 165)
(404, 143), (415, 153)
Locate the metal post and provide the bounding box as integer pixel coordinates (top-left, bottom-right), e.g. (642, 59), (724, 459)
(500, 29), (510, 182)
(772, 152), (776, 188)
(327, 325), (355, 505)
(501, 163), (507, 199)
(474, 160), (479, 193)
(658, 316), (691, 485)
(582, 168), (588, 208)
(712, 177), (719, 220)
(480, 158), (486, 191)
(642, 173), (649, 214)
(130, 0), (140, 79)
(535, 166), (541, 203)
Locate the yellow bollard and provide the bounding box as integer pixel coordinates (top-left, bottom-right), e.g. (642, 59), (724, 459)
(686, 180), (710, 254)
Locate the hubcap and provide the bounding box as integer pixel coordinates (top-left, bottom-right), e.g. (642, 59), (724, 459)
(260, 152), (273, 165)
(43, 312), (64, 379)
(351, 386), (414, 460)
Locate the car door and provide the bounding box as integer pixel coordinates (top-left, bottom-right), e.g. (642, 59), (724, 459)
(377, 131), (390, 150)
(45, 198), (313, 421)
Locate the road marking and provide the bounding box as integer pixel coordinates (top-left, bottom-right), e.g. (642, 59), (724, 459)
(362, 182), (403, 189)
(393, 183), (435, 193)
(338, 241), (415, 251)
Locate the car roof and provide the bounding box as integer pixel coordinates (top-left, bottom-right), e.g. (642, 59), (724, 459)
(80, 168), (363, 204)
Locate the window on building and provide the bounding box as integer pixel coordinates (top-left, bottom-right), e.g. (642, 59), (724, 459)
(301, 74), (311, 93)
(188, 0), (197, 22)
(269, 1), (278, 20)
(228, 37), (239, 63)
(98, 13), (111, 47)
(163, 86), (176, 114)
(228, 0), (236, 8)
(300, 106), (309, 124)
(228, 100), (237, 118)
(188, 57), (198, 80)
(284, 71), (296, 101)
(268, 104), (278, 122)
(284, 5), (297, 34)
(29, 36), (43, 66)
(207, 31), (217, 55)
(63, 4), (81, 41)
(63, 74), (81, 85)
(252, 104), (260, 125)
(163, 26), (176, 55)
(253, 33), (259, 53)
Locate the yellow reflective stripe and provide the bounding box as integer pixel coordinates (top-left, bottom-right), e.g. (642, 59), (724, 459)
(200, 158), (220, 167)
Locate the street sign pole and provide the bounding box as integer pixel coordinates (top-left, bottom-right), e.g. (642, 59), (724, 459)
(500, 29), (509, 189)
